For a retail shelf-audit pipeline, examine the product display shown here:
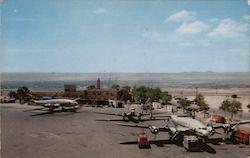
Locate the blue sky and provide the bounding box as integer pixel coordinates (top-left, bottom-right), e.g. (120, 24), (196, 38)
(1, 0), (249, 73)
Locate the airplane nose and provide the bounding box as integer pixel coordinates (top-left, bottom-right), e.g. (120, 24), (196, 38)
(204, 130), (210, 136)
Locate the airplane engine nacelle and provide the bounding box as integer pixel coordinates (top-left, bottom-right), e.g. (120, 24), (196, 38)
(222, 124), (233, 133)
(44, 103), (51, 107)
(222, 124), (231, 130)
(54, 103), (60, 108)
(149, 126), (159, 134)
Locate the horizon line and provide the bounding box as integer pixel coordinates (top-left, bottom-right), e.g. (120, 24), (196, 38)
(1, 71), (249, 74)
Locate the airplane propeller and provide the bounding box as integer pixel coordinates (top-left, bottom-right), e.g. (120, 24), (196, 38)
(207, 122), (222, 136)
(221, 123), (238, 135)
(170, 131), (180, 141)
(149, 126), (159, 139)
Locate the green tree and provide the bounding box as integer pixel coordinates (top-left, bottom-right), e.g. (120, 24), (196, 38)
(194, 93), (209, 111)
(111, 84), (120, 90)
(147, 87), (162, 102)
(132, 86), (172, 104)
(220, 99), (242, 120)
(118, 89), (132, 102)
(228, 100), (242, 120)
(122, 86), (131, 92)
(161, 92), (172, 105)
(220, 99), (230, 117)
(132, 86), (149, 103)
(177, 98), (191, 109)
(87, 85), (96, 89)
(17, 86), (31, 101)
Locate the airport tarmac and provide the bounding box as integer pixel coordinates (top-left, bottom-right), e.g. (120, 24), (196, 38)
(1, 103), (250, 158)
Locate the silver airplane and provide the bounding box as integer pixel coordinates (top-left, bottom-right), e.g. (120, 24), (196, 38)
(26, 99), (79, 116)
(34, 99), (79, 109)
(95, 108), (166, 123)
(118, 114), (250, 141)
(118, 115), (215, 140)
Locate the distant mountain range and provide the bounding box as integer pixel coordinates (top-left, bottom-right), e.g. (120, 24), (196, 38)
(1, 72), (249, 90)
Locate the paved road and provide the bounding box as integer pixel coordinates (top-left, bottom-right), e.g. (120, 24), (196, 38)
(1, 103), (250, 158)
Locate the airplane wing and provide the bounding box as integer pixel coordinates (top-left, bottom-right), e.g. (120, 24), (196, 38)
(115, 123), (169, 132)
(30, 108), (79, 116)
(211, 120), (250, 129)
(141, 112), (168, 116)
(140, 118), (168, 121)
(94, 112), (122, 116)
(96, 119), (129, 122)
(120, 141), (137, 144)
(151, 115), (171, 117)
(230, 120), (250, 125)
(23, 107), (46, 112)
(116, 122), (151, 128)
(152, 114), (189, 118)
(120, 139), (173, 145)
(96, 118), (167, 122)
(149, 139), (173, 145)
(30, 111), (54, 116)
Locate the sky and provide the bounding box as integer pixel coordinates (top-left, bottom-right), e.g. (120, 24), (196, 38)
(1, 0), (249, 73)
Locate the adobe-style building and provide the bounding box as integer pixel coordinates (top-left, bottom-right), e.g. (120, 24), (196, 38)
(63, 78), (118, 100)
(84, 89), (117, 100)
(63, 84), (82, 97)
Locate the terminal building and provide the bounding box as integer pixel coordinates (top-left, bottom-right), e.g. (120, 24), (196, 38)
(63, 78), (118, 100)
(30, 78), (119, 106)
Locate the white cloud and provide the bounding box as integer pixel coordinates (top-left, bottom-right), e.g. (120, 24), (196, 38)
(166, 10), (196, 22)
(94, 8), (108, 15)
(208, 18), (248, 38)
(177, 21), (209, 34)
(243, 15), (250, 21)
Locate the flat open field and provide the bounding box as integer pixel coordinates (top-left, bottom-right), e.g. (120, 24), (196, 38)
(1, 103), (250, 158)
(165, 88), (250, 113)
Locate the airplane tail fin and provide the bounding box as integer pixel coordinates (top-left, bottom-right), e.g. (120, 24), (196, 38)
(74, 98), (81, 101)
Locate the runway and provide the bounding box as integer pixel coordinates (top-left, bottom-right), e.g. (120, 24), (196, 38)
(1, 103), (250, 158)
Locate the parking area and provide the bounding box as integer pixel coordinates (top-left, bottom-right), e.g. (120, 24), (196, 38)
(1, 103), (250, 158)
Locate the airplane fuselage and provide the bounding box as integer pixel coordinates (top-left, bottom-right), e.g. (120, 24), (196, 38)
(171, 115), (212, 137)
(34, 99), (79, 108)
